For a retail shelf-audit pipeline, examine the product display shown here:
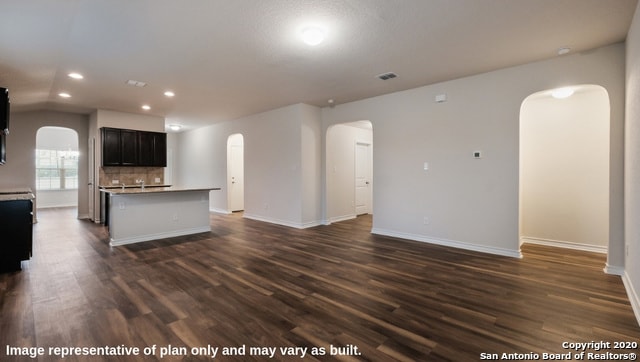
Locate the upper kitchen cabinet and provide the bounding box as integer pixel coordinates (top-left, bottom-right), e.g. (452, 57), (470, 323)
(137, 131), (166, 167)
(101, 127), (166, 167)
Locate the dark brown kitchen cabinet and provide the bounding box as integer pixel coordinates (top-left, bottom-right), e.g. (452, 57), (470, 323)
(101, 127), (166, 167)
(137, 131), (166, 167)
(102, 127), (122, 166)
(120, 129), (138, 165)
(0, 198), (33, 272)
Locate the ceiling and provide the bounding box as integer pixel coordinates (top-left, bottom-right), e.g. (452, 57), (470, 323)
(0, 0), (637, 132)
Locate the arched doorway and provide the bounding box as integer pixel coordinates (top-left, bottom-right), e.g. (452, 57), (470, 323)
(35, 127), (80, 211)
(227, 133), (244, 212)
(325, 120), (373, 223)
(519, 85), (610, 254)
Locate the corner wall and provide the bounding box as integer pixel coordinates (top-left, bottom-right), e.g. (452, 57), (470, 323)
(0, 110), (89, 219)
(322, 43), (625, 259)
(624, 0), (640, 325)
(177, 103), (323, 228)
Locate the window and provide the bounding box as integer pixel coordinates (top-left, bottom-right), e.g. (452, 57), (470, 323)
(35, 149), (79, 190)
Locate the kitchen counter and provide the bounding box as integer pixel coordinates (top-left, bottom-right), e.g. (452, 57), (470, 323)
(102, 187), (221, 246)
(0, 188), (35, 201)
(0, 188), (34, 272)
(100, 186), (220, 195)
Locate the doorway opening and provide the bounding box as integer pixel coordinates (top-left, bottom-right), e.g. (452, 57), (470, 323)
(326, 120), (373, 223)
(519, 85), (610, 254)
(227, 133), (244, 213)
(35, 127), (80, 212)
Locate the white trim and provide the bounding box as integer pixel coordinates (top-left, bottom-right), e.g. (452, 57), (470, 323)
(110, 226), (211, 246)
(622, 272), (640, 327)
(77, 213), (90, 220)
(326, 214), (357, 225)
(371, 228), (522, 258)
(521, 236), (608, 254)
(243, 213), (322, 229)
(604, 263), (625, 276)
(210, 207), (231, 215)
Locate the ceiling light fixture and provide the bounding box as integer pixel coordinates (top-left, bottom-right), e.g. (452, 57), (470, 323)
(301, 26), (325, 46)
(169, 124), (182, 131)
(58, 92), (71, 98)
(557, 47), (571, 55)
(551, 87), (574, 99)
(164, 91), (175, 97)
(68, 72), (84, 80)
(141, 104), (151, 110)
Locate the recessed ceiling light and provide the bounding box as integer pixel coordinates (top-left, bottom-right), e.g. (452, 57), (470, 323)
(301, 26), (325, 46)
(164, 91), (175, 97)
(557, 47), (571, 55)
(141, 104), (151, 110)
(169, 124), (181, 131)
(58, 92), (71, 98)
(68, 72), (84, 80)
(551, 87), (574, 99)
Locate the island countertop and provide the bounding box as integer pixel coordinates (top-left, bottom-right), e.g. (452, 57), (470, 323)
(100, 186), (221, 195)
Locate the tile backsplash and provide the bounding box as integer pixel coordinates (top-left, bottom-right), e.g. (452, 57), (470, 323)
(99, 167), (165, 187)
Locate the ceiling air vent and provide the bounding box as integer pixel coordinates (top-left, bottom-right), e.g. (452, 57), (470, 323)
(126, 79), (147, 87)
(377, 72), (397, 80)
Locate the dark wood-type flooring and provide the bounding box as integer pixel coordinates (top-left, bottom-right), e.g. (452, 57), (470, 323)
(1, 208), (638, 361)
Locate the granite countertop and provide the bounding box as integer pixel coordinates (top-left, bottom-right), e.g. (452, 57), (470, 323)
(99, 184), (172, 189)
(100, 186), (221, 195)
(0, 188), (35, 201)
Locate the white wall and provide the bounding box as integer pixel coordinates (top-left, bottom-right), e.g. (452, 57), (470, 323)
(322, 43), (625, 259)
(326, 122), (373, 223)
(520, 86), (609, 252)
(177, 103), (323, 228)
(624, 0), (640, 326)
(0, 110), (89, 219)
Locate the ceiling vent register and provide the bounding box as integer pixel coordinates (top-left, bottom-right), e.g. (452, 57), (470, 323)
(377, 72), (397, 80)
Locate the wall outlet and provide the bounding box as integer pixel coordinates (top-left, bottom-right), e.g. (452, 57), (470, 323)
(112, 179), (119, 184)
(155, 177), (161, 183)
(172, 212), (179, 221)
(423, 216), (430, 225)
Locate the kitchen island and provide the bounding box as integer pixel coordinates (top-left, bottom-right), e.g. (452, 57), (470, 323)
(100, 187), (220, 246)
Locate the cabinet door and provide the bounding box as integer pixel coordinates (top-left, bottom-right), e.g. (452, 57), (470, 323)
(137, 131), (154, 166)
(120, 129), (138, 166)
(102, 128), (121, 166)
(153, 132), (167, 167)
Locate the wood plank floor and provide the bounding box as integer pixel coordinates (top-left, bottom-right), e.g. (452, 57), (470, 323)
(1, 208), (639, 361)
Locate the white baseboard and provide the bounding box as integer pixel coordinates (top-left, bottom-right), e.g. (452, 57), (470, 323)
(604, 264), (625, 276)
(326, 214), (357, 224)
(210, 207), (231, 214)
(521, 236), (607, 254)
(242, 213), (323, 229)
(77, 213), (90, 220)
(371, 228), (522, 258)
(622, 272), (640, 327)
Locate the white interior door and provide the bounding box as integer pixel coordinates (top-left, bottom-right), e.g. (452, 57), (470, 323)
(355, 142), (372, 215)
(228, 140), (244, 212)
